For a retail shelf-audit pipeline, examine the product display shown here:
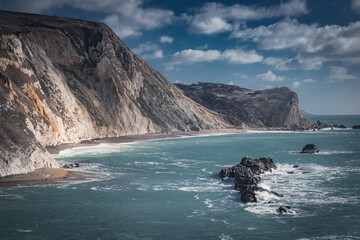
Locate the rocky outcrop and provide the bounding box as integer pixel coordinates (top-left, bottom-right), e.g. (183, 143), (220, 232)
(277, 206), (293, 214)
(219, 156), (279, 203)
(301, 144), (319, 154)
(352, 124), (360, 129)
(176, 82), (312, 130)
(0, 11), (229, 176)
(315, 120), (330, 129)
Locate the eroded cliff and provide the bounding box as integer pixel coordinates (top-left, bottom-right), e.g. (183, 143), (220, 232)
(176, 83), (311, 130)
(0, 11), (228, 176)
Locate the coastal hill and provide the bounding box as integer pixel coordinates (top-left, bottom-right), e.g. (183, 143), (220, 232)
(0, 11), (312, 177)
(176, 83), (311, 130)
(0, 11), (229, 176)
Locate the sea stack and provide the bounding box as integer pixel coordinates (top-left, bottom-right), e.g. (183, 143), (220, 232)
(301, 144), (319, 154)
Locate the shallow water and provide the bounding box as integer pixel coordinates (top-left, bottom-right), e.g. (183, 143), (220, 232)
(1, 116), (360, 240)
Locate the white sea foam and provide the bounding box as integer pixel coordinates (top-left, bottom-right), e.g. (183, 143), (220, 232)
(204, 199), (213, 208)
(297, 235), (360, 240)
(17, 229), (33, 233)
(0, 193), (23, 200)
(243, 161), (359, 215)
(317, 150), (355, 155)
(220, 233), (234, 240)
(53, 142), (137, 158)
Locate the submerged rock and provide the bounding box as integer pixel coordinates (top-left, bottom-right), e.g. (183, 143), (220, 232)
(219, 156), (278, 203)
(301, 144), (319, 154)
(293, 165), (300, 168)
(277, 206), (293, 214)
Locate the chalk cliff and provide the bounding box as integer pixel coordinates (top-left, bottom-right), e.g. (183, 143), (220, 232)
(176, 83), (311, 130)
(0, 11), (228, 176)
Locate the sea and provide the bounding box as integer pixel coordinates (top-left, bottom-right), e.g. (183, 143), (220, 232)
(1, 115), (360, 240)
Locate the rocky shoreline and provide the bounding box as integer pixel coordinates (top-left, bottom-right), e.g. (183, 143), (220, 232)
(219, 156), (281, 203)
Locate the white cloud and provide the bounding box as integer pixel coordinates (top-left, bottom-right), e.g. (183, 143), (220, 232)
(132, 42), (163, 60)
(222, 49), (264, 64)
(166, 48), (263, 70)
(256, 71), (285, 82)
(188, 0), (308, 34)
(352, 0), (360, 13)
(196, 44), (209, 50)
(1, 0), (174, 39)
(303, 78), (317, 83)
(232, 18), (360, 69)
(263, 57), (284, 66)
(172, 49), (222, 63)
(328, 67), (356, 82)
(292, 81), (301, 88)
(233, 73), (248, 79)
(160, 36), (174, 43)
(191, 16), (232, 34)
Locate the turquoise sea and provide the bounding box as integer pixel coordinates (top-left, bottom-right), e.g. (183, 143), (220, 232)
(1, 115), (360, 240)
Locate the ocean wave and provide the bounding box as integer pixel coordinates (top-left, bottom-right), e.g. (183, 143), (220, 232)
(0, 193), (24, 200)
(297, 235), (360, 240)
(17, 229), (33, 233)
(220, 234), (234, 240)
(53, 142), (137, 158)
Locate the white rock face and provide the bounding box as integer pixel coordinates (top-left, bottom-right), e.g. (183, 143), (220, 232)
(0, 11), (228, 176)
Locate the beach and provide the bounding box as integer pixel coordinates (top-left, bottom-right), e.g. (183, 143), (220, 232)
(0, 128), (245, 187)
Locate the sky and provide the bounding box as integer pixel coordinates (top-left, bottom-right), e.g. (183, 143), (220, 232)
(0, 0), (360, 115)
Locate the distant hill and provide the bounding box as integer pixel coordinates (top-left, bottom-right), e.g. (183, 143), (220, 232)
(176, 82), (312, 130)
(299, 109), (315, 116)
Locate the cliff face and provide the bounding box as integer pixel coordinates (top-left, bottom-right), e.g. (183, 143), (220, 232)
(176, 83), (311, 130)
(0, 11), (228, 176)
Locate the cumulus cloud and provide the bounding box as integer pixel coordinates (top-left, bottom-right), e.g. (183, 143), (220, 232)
(0, 0), (174, 39)
(160, 36), (174, 43)
(233, 73), (248, 79)
(188, 0), (308, 34)
(166, 48), (263, 70)
(303, 78), (317, 83)
(292, 81), (301, 88)
(255, 71), (285, 82)
(132, 42), (163, 60)
(352, 0), (360, 13)
(328, 67), (356, 82)
(232, 18), (360, 69)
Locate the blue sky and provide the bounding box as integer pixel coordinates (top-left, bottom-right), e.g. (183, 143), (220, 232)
(1, 0), (360, 114)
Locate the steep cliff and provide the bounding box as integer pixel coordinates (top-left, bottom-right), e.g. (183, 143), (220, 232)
(176, 83), (311, 130)
(0, 11), (228, 176)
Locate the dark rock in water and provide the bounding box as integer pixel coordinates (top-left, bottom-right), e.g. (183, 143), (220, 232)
(266, 201), (275, 204)
(219, 156), (278, 203)
(316, 120), (330, 129)
(293, 165), (300, 168)
(352, 124), (360, 129)
(301, 144), (319, 154)
(74, 163), (80, 168)
(63, 164), (73, 169)
(287, 171), (294, 174)
(240, 156), (276, 174)
(332, 124), (339, 128)
(277, 206), (293, 214)
(339, 124), (347, 129)
(255, 187), (284, 198)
